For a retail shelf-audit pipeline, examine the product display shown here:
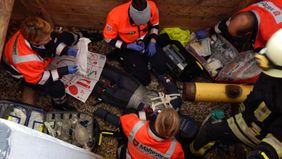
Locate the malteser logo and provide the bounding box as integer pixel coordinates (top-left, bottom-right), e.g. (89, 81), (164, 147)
(131, 139), (168, 159)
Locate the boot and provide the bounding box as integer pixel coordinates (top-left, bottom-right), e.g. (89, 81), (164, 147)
(52, 96), (76, 111)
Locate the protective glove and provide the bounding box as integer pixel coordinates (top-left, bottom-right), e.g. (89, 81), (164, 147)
(195, 29), (210, 39)
(67, 47), (78, 57)
(146, 42), (157, 57)
(67, 65), (78, 74)
(127, 43), (144, 52)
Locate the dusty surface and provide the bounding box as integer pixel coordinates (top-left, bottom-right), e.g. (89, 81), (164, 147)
(0, 23), (247, 159)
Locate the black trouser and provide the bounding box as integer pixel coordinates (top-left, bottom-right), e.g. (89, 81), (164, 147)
(119, 45), (168, 86)
(96, 64), (141, 109)
(190, 119), (240, 156)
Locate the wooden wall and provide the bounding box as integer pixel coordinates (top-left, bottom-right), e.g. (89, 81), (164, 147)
(11, 0), (257, 30)
(0, 0), (14, 60)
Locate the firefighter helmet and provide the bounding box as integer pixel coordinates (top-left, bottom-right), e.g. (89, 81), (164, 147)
(255, 29), (282, 78)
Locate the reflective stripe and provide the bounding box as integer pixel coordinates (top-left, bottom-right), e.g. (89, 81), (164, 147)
(69, 32), (81, 46)
(128, 121), (144, 141)
(250, 122), (262, 136)
(115, 40), (123, 49)
(152, 22), (159, 26)
(214, 22), (222, 34)
(165, 139), (176, 158)
(148, 127), (163, 141)
(235, 113), (261, 144)
(38, 71), (50, 85)
(190, 140), (215, 156)
(261, 152), (269, 159)
(239, 103), (246, 112)
(51, 69), (59, 81)
(227, 117), (256, 147)
(262, 134), (282, 158)
(256, 1), (282, 24)
(12, 36), (42, 64)
(104, 38), (111, 43)
(126, 149), (132, 159)
(150, 28), (159, 35)
(128, 121), (176, 158)
(56, 43), (67, 55)
(138, 34), (147, 41)
(254, 102), (272, 122)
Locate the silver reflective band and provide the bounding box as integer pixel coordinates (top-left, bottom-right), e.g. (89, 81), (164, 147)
(51, 69), (59, 81)
(128, 121), (144, 141)
(150, 28), (159, 35)
(12, 36), (43, 64)
(38, 71), (51, 85)
(115, 40), (123, 49)
(165, 139), (177, 158)
(56, 43), (67, 55)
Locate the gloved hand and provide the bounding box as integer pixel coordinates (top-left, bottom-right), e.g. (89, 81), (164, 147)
(68, 65), (78, 74)
(127, 43), (144, 52)
(195, 29), (210, 39)
(67, 47), (78, 57)
(146, 42), (157, 57)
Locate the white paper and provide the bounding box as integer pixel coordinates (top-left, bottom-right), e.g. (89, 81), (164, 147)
(49, 52), (106, 103)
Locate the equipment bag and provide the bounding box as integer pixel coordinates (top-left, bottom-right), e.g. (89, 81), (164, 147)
(158, 33), (203, 82)
(0, 100), (100, 152)
(186, 34), (261, 83)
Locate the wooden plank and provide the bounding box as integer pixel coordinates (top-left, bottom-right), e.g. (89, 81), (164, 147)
(0, 0), (15, 61)
(10, 0), (257, 30)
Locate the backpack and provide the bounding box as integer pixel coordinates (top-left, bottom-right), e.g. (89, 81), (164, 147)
(158, 33), (203, 82)
(186, 34), (261, 83)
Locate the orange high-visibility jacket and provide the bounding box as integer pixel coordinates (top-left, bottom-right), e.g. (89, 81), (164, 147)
(4, 31), (54, 85)
(103, 0), (159, 48)
(240, 0), (282, 49)
(120, 114), (185, 159)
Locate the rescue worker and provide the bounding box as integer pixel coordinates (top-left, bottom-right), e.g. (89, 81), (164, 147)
(2, 16), (100, 110)
(189, 29), (282, 159)
(119, 108), (185, 159)
(103, 0), (168, 86)
(212, 0), (282, 51)
(196, 0), (282, 51)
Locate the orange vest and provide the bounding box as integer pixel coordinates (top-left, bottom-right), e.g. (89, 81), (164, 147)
(4, 31), (52, 84)
(240, 0), (282, 49)
(103, 0), (159, 43)
(120, 114), (185, 159)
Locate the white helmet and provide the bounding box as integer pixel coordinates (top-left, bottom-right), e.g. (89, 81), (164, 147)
(255, 29), (282, 78)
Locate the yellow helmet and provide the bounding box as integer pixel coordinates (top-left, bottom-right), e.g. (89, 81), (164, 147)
(255, 29), (282, 78)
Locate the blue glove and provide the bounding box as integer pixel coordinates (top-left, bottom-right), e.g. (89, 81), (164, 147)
(146, 42), (157, 57)
(127, 43), (144, 52)
(195, 29), (210, 39)
(67, 47), (78, 57)
(68, 65), (78, 74)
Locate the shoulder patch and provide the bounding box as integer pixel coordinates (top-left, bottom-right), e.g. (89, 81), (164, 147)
(106, 24), (112, 32)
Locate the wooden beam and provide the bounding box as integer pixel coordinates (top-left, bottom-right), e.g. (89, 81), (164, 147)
(0, 0), (15, 61)
(19, 0), (54, 25)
